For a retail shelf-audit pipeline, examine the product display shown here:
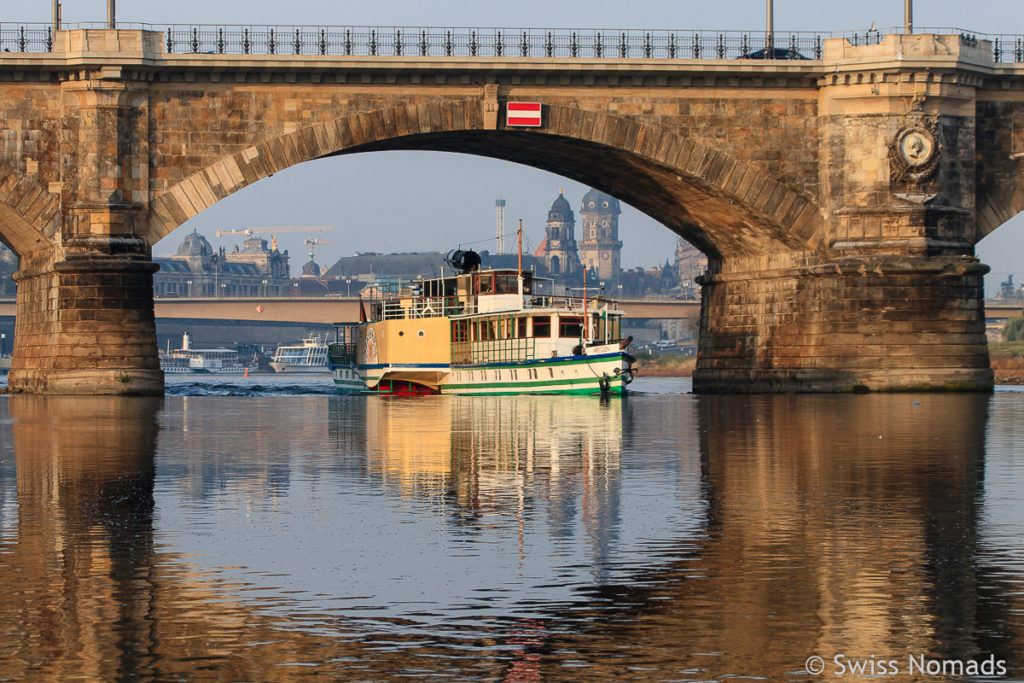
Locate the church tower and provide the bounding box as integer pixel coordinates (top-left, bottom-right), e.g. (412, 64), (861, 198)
(542, 189), (580, 277)
(578, 188), (623, 289)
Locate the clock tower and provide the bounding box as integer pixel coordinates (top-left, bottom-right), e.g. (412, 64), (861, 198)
(578, 188), (622, 290)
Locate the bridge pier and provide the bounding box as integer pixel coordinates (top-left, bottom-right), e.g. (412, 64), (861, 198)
(8, 241), (163, 395)
(693, 254), (993, 393)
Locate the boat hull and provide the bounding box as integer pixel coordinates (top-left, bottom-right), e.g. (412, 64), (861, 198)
(270, 363), (329, 374)
(160, 366), (251, 375)
(331, 366), (366, 394)
(440, 352), (632, 395)
(357, 351), (633, 396)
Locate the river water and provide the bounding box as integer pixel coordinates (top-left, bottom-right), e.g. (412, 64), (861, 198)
(0, 376), (1022, 680)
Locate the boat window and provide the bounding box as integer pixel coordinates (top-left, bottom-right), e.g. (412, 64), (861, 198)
(476, 318), (498, 341)
(477, 273), (494, 294)
(496, 274), (518, 294)
(452, 320), (469, 342)
(559, 317), (584, 339)
(517, 318), (527, 338)
(533, 316), (551, 338)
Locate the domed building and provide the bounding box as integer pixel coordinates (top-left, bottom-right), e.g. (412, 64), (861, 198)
(578, 189), (623, 289)
(540, 189), (580, 277)
(153, 229), (291, 298)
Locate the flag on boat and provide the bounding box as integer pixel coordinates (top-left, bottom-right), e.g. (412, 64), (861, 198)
(358, 297), (367, 323)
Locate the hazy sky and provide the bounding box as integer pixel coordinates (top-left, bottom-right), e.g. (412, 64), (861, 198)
(18, 1), (1024, 291)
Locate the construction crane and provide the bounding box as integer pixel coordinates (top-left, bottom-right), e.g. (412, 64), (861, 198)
(215, 225), (333, 252)
(304, 237), (334, 263)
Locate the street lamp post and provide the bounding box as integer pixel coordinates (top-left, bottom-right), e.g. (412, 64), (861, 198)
(262, 279), (268, 297)
(1, 333), (6, 357)
(186, 280), (192, 298)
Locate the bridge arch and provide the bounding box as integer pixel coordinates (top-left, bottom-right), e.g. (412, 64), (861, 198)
(148, 103), (824, 262)
(0, 165), (59, 256)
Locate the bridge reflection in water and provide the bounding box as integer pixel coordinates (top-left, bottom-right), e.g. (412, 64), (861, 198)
(0, 391), (1021, 679)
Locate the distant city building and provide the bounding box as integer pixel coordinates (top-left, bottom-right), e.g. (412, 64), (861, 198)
(675, 238), (707, 299)
(619, 263), (679, 299)
(540, 189), (581, 278)
(324, 252), (448, 282)
(153, 230), (291, 297)
(0, 245), (16, 296)
(578, 189), (623, 290)
(997, 274), (1024, 300)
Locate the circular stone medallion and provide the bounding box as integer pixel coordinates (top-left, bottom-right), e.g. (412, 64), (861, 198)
(897, 128), (937, 168)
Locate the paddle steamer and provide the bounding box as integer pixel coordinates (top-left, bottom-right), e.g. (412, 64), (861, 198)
(327, 249), (635, 396)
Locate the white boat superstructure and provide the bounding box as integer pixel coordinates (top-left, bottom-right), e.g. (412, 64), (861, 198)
(270, 336), (329, 373)
(160, 332), (255, 375)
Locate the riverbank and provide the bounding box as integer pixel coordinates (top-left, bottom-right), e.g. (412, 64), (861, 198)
(637, 344), (1024, 385)
(990, 342), (1024, 385)
(635, 355), (696, 377)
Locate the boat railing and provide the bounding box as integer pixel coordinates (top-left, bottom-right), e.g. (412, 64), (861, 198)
(328, 342), (358, 365)
(451, 337), (536, 366)
(375, 293), (620, 320)
(524, 295), (620, 313)
(379, 296), (477, 320)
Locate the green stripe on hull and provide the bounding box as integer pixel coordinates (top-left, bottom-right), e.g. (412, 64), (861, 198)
(441, 376), (627, 395)
(442, 385), (626, 396)
(333, 381), (366, 394)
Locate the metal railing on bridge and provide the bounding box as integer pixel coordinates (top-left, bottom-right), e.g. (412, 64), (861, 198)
(3, 22), (1024, 63)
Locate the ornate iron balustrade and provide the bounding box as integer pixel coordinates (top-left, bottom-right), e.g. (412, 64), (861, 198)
(1, 22), (1023, 63)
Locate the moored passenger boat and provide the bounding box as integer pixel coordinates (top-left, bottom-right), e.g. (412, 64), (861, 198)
(159, 332), (256, 374)
(328, 250), (635, 396)
(269, 336), (329, 373)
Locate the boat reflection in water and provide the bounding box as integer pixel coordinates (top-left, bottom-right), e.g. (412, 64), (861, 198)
(0, 391), (1021, 679)
(355, 394), (624, 499)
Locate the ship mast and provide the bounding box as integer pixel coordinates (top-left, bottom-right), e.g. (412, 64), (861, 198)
(517, 219), (524, 299)
(583, 266), (589, 342)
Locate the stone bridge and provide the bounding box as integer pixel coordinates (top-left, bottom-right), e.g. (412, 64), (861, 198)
(2, 27), (1024, 393)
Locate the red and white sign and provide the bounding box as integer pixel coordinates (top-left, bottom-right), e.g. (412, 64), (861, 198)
(506, 102), (542, 127)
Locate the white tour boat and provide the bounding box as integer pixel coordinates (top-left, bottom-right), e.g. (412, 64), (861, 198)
(160, 332), (256, 375)
(270, 336), (329, 373)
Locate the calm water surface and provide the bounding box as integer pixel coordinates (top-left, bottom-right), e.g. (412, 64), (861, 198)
(0, 376), (1022, 681)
